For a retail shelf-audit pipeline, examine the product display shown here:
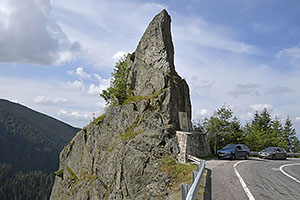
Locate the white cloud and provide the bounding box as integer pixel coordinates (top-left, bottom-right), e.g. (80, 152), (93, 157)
(296, 117), (300, 121)
(51, 0), (165, 69)
(113, 51), (126, 62)
(265, 86), (292, 95)
(190, 79), (215, 97)
(88, 84), (101, 96)
(68, 67), (91, 79)
(174, 17), (260, 55)
(250, 104), (273, 112)
(0, 0), (81, 66)
(88, 74), (110, 96)
(34, 96), (68, 105)
(227, 84), (260, 98)
(58, 109), (90, 119)
(199, 109), (209, 116)
(95, 101), (105, 108)
(55, 51), (75, 65)
(277, 44), (300, 68)
(193, 108), (211, 121)
(66, 80), (84, 90)
(240, 112), (254, 121)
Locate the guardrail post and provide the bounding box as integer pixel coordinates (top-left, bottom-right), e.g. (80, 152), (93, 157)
(192, 171), (198, 182)
(181, 183), (191, 200)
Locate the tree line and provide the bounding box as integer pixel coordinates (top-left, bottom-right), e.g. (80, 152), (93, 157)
(0, 163), (54, 200)
(193, 105), (300, 154)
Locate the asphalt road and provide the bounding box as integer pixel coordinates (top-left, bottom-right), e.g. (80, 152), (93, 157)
(204, 158), (300, 200)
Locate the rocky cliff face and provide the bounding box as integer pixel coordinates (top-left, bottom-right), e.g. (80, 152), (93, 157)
(50, 10), (193, 200)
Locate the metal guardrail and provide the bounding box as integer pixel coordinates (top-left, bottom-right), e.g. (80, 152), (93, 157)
(181, 155), (206, 200)
(250, 152), (300, 157)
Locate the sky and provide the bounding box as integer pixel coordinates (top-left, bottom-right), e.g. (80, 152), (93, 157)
(1, 0), (300, 138)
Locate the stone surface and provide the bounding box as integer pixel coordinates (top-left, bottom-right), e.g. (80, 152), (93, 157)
(50, 9), (209, 200)
(176, 131), (212, 163)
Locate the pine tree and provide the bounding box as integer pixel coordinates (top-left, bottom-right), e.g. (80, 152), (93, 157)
(100, 57), (130, 105)
(270, 117), (285, 148)
(283, 117), (297, 152)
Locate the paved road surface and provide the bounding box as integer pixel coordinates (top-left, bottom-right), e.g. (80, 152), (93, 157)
(204, 158), (300, 200)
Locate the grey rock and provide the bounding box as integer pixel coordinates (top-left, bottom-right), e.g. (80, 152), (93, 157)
(50, 9), (209, 200)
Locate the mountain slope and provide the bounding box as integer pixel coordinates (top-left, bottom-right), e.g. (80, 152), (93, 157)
(0, 99), (80, 173)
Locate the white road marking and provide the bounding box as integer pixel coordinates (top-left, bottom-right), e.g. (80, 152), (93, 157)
(234, 160), (255, 200)
(279, 163), (300, 184)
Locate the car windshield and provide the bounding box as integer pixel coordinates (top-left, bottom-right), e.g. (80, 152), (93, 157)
(263, 147), (277, 152)
(222, 144), (237, 150)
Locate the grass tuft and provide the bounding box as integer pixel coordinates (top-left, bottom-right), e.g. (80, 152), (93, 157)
(54, 169), (64, 177)
(160, 156), (196, 185)
(123, 88), (163, 105)
(66, 166), (78, 182)
(92, 114), (105, 125)
(159, 156), (197, 199)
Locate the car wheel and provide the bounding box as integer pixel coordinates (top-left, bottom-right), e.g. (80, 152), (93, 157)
(283, 155), (287, 160)
(245, 154), (249, 160)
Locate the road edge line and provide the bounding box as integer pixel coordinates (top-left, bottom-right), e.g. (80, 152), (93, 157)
(234, 160), (255, 200)
(279, 163), (300, 184)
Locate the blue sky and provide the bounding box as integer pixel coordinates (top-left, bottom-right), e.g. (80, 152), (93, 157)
(1, 0), (300, 138)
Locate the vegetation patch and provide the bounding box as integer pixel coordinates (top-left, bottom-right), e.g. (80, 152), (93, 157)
(123, 88), (163, 105)
(92, 114), (105, 125)
(120, 130), (144, 142)
(64, 169), (99, 196)
(159, 156), (196, 187)
(194, 105), (300, 154)
(120, 115), (144, 142)
(107, 144), (116, 152)
(66, 166), (78, 182)
(123, 95), (149, 104)
(100, 55), (165, 106)
(159, 156), (206, 200)
(100, 58), (130, 105)
(54, 169), (64, 177)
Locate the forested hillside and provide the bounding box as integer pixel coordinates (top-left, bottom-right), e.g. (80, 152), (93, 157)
(0, 99), (79, 199)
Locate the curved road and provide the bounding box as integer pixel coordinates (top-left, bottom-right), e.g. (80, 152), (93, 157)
(204, 158), (300, 200)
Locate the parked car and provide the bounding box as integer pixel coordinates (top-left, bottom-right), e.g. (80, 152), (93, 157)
(217, 144), (250, 160)
(258, 147), (287, 160)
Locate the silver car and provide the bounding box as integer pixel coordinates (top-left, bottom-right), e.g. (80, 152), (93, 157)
(258, 147), (287, 160)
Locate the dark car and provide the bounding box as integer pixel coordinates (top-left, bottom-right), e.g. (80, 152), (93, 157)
(217, 144), (250, 160)
(258, 147), (287, 160)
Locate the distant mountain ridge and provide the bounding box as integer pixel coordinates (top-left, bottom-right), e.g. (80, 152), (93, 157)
(0, 99), (80, 199)
(0, 99), (80, 173)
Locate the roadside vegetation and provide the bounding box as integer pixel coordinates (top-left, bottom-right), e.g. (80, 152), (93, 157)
(194, 105), (300, 154)
(159, 156), (197, 199)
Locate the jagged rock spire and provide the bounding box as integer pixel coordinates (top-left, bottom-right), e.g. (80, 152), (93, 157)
(128, 9), (191, 128)
(135, 9), (175, 73)
(50, 10), (195, 200)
